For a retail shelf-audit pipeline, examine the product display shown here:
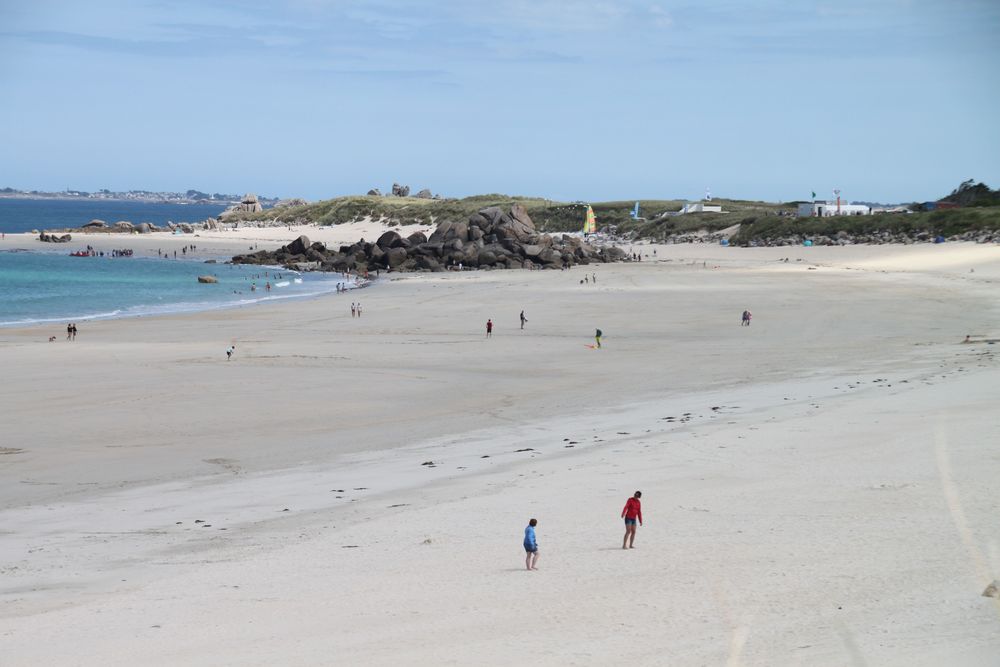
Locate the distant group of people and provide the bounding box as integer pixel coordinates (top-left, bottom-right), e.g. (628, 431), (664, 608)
(351, 302), (363, 318)
(156, 245), (197, 259)
(741, 309), (753, 326)
(523, 491), (643, 570)
(485, 311), (605, 350)
(65, 323), (78, 340)
(109, 248), (133, 257)
(580, 273), (598, 285)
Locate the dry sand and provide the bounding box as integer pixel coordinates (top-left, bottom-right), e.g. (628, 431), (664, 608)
(1, 236), (998, 665)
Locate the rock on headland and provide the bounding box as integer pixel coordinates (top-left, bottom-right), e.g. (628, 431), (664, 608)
(232, 204), (626, 273)
(220, 194), (264, 217)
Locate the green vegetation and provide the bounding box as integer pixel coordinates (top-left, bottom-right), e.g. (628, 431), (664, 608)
(229, 183), (1000, 245)
(730, 206), (1000, 245)
(231, 194), (792, 237)
(939, 179), (1000, 208)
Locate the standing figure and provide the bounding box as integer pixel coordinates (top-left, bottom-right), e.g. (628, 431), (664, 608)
(621, 491), (643, 549)
(486, 319), (493, 338)
(595, 328), (602, 349)
(351, 302), (356, 318)
(524, 518), (539, 570)
(520, 310), (527, 330)
(741, 309), (752, 327)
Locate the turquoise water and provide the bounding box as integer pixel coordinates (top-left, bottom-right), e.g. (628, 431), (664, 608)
(0, 251), (348, 327)
(0, 198), (228, 234)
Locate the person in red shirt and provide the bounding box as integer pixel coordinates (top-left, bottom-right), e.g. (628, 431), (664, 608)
(621, 490), (643, 549)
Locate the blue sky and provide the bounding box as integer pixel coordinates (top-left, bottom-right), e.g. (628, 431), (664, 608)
(1, 0), (998, 202)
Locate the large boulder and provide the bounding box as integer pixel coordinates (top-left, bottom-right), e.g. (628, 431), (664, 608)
(447, 221), (469, 242)
(496, 204), (535, 242)
(113, 220), (134, 231)
(287, 235), (311, 255)
(136, 223), (153, 234)
(376, 230), (402, 248)
(367, 188), (382, 196)
(387, 247), (408, 268)
(406, 231), (428, 245)
(428, 221), (453, 244)
(197, 275), (218, 284)
(468, 212), (491, 230)
(391, 183), (410, 197)
(415, 189), (433, 199)
(521, 244), (543, 259)
(83, 220), (106, 229)
(478, 249), (497, 265)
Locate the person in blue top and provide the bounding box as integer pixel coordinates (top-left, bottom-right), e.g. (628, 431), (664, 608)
(523, 518), (539, 571)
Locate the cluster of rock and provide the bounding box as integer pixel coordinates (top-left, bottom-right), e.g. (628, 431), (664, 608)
(220, 193), (264, 217)
(39, 232), (72, 243)
(232, 203), (626, 273)
(366, 184), (438, 199)
(41, 218), (223, 237)
(737, 229), (1000, 247)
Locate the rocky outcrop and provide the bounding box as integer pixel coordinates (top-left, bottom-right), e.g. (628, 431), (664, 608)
(83, 220), (107, 229)
(232, 204), (627, 273)
(197, 275), (218, 284)
(220, 193), (264, 217)
(391, 183), (411, 197)
(367, 188), (382, 196)
(39, 232), (72, 243)
(415, 189), (433, 199)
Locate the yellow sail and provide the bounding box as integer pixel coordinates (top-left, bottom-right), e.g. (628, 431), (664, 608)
(583, 205), (597, 234)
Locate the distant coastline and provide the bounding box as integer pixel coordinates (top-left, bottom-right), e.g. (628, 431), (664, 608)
(0, 187), (279, 207)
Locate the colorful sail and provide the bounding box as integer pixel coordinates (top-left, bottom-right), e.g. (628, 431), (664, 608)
(583, 205), (597, 234)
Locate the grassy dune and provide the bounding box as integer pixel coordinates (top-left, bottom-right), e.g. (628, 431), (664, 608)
(229, 194), (1000, 242)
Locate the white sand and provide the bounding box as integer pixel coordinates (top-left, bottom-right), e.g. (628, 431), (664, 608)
(1, 238), (998, 665)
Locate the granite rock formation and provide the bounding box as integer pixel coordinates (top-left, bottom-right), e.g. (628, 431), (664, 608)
(232, 204), (627, 273)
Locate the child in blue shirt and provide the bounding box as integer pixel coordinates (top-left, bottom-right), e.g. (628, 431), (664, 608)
(523, 518), (539, 571)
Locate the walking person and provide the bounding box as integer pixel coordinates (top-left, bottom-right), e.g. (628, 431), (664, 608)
(71, 323), (77, 340)
(741, 309), (752, 326)
(351, 302), (356, 318)
(595, 328), (602, 349)
(524, 518), (539, 570)
(67, 323), (73, 341)
(226, 345), (235, 361)
(356, 303), (362, 317)
(621, 491), (643, 549)
(520, 310), (527, 330)
(486, 318), (493, 338)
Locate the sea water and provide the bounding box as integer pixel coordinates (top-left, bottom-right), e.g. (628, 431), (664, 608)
(0, 198), (228, 234)
(0, 251), (348, 327)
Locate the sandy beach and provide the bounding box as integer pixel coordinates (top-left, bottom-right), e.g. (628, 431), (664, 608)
(2, 235), (998, 665)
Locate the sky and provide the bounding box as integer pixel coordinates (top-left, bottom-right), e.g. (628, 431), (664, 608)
(1, 0), (998, 203)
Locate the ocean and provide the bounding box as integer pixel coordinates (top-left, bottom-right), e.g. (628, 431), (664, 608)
(0, 198), (228, 234)
(0, 199), (350, 327)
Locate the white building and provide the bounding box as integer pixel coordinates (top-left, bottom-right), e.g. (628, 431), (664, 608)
(678, 202), (723, 214)
(797, 201), (872, 217)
